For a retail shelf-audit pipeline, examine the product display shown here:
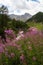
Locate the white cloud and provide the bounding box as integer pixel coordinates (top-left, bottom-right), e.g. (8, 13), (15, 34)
(0, 0), (43, 15)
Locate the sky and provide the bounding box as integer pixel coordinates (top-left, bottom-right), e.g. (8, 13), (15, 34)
(0, 0), (43, 15)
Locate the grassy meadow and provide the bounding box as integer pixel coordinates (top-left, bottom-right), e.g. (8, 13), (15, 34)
(27, 21), (43, 30)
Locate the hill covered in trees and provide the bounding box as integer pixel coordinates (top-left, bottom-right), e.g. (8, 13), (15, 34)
(26, 12), (43, 23)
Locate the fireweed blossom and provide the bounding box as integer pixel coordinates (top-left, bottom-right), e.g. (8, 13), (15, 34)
(0, 46), (4, 53)
(16, 35), (24, 41)
(28, 27), (38, 35)
(16, 31), (24, 41)
(10, 53), (15, 58)
(5, 29), (16, 40)
(39, 31), (43, 37)
(24, 27), (39, 38)
(20, 54), (25, 61)
(5, 29), (13, 34)
(5, 51), (15, 58)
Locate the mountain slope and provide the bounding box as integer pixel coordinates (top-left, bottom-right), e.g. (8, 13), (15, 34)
(26, 12), (43, 22)
(9, 13), (32, 22)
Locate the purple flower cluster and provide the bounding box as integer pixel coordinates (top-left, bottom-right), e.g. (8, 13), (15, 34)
(0, 27), (43, 65)
(5, 29), (16, 40)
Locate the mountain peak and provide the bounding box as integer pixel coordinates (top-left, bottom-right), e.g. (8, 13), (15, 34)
(9, 13), (32, 22)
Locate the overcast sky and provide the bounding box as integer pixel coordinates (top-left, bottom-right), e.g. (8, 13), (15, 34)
(0, 0), (43, 15)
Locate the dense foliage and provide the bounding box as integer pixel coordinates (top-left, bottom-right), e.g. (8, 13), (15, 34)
(0, 5), (29, 33)
(0, 14), (10, 28)
(11, 19), (29, 33)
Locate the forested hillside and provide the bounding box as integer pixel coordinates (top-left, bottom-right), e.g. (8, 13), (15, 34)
(26, 12), (43, 23)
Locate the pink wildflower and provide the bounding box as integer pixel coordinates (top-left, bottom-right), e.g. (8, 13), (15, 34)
(10, 53), (15, 58)
(28, 27), (38, 35)
(19, 31), (24, 34)
(20, 54), (25, 61)
(0, 47), (4, 53)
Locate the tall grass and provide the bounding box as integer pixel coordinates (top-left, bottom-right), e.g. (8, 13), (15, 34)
(27, 21), (43, 30)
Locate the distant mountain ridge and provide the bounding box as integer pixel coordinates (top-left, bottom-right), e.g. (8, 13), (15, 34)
(26, 12), (43, 22)
(9, 13), (32, 22)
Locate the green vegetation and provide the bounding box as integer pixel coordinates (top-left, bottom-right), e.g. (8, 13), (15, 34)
(11, 19), (29, 33)
(0, 5), (43, 65)
(26, 21), (43, 30)
(0, 33), (43, 65)
(26, 12), (43, 23)
(0, 5), (29, 33)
